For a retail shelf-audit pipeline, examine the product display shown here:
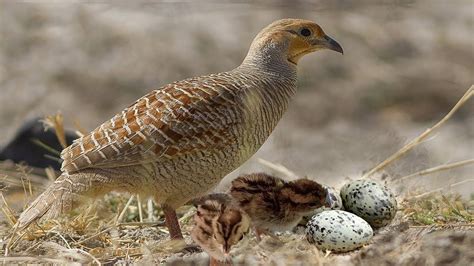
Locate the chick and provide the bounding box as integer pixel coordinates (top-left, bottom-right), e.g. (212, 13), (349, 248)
(229, 173), (331, 240)
(191, 193), (250, 265)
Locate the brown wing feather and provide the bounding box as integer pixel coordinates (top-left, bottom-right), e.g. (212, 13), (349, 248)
(61, 74), (241, 173)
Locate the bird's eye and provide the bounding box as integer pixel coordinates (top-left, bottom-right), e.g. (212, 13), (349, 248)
(239, 235), (244, 241)
(300, 28), (311, 37)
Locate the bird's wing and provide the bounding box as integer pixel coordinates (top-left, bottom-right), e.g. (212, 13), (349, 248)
(60, 74), (243, 173)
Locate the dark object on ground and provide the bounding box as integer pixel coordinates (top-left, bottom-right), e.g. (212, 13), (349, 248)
(0, 118), (78, 170)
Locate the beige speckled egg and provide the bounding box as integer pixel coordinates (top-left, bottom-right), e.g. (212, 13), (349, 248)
(306, 210), (373, 252)
(341, 179), (397, 228)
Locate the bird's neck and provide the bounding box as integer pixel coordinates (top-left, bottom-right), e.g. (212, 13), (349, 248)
(230, 45), (298, 142)
(239, 42), (297, 80)
(235, 42), (298, 103)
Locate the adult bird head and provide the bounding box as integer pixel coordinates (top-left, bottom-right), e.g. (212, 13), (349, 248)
(244, 18), (343, 66)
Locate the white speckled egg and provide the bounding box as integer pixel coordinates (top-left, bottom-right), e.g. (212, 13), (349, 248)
(306, 210), (373, 252)
(341, 179), (397, 228)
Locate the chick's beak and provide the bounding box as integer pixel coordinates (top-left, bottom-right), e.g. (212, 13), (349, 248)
(325, 189), (335, 208)
(223, 243), (231, 255)
(317, 35), (344, 54)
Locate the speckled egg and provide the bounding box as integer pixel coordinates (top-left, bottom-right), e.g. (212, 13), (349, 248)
(306, 210), (373, 252)
(340, 179), (397, 228)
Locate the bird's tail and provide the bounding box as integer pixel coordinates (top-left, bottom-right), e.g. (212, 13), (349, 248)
(14, 173), (87, 232)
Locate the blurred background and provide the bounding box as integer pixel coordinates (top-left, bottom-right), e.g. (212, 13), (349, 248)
(0, 0), (472, 196)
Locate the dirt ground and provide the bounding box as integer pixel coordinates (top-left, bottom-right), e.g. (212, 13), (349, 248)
(0, 0), (473, 265)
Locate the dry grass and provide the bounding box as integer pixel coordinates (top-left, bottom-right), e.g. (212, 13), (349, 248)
(1, 173), (472, 265)
(362, 85), (473, 179)
(41, 113), (68, 149)
(398, 159), (474, 182)
(402, 193), (473, 226)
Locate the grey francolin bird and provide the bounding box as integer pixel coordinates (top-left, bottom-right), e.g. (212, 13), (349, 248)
(14, 19), (343, 240)
(191, 193), (250, 266)
(229, 173), (332, 240)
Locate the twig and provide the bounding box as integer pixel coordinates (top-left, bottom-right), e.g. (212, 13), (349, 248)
(362, 85), (473, 179)
(5, 230), (28, 256)
(23, 241), (43, 253)
(0, 192), (16, 226)
(116, 195), (135, 224)
(0, 257), (67, 263)
(0, 165), (49, 189)
(256, 158), (298, 180)
(72, 248), (102, 265)
(117, 221), (165, 227)
(42, 113), (68, 149)
(30, 139), (61, 156)
(323, 249), (332, 258)
(413, 179), (474, 199)
(45, 167), (58, 182)
(398, 159), (474, 182)
(76, 227), (113, 245)
(44, 154), (62, 163)
(27, 175), (33, 197)
(51, 231), (72, 249)
(147, 199), (154, 222)
(137, 194), (143, 223)
(17, 165), (32, 202)
(409, 223), (474, 228)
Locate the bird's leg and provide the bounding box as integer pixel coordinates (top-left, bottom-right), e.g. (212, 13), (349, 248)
(162, 204), (183, 239)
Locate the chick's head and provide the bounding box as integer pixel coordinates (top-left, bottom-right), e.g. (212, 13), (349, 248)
(279, 178), (330, 214)
(212, 206), (250, 256)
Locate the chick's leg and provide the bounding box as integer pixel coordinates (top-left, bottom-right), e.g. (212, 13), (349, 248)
(162, 204), (184, 239)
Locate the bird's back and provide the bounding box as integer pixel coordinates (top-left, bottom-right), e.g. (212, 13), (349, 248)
(61, 69), (296, 177)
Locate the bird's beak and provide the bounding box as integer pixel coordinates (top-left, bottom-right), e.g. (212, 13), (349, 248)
(312, 35), (344, 54)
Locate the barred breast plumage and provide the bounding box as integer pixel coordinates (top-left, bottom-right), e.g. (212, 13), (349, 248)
(14, 18), (343, 240)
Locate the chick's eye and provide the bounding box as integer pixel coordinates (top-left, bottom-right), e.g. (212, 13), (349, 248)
(300, 28), (311, 37)
(239, 235), (244, 241)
